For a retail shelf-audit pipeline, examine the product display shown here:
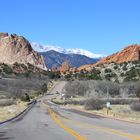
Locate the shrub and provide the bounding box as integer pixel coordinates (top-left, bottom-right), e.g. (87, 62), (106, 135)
(20, 93), (30, 102)
(2, 64), (13, 74)
(47, 71), (61, 79)
(130, 102), (140, 112)
(104, 68), (112, 73)
(124, 69), (138, 81)
(65, 74), (73, 80)
(41, 83), (48, 93)
(105, 73), (116, 80)
(91, 68), (101, 74)
(120, 73), (125, 77)
(84, 99), (104, 110)
(123, 62), (128, 66)
(109, 98), (136, 105)
(114, 65), (118, 70)
(66, 99), (85, 105)
(24, 71), (31, 78)
(122, 66), (127, 71)
(87, 73), (102, 80)
(132, 60), (140, 65)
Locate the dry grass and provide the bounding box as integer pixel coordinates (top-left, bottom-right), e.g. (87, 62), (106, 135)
(52, 95), (86, 105)
(51, 91), (140, 123)
(65, 104), (140, 123)
(99, 105), (140, 123)
(0, 101), (26, 122)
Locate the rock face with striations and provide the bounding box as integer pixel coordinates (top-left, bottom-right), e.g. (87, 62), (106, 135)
(96, 44), (140, 65)
(0, 33), (47, 70)
(78, 44), (140, 71)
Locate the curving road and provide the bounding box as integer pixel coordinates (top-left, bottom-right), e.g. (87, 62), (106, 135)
(0, 81), (140, 140)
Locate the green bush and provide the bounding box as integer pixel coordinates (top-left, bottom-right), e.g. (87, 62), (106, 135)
(122, 66), (127, 71)
(124, 68), (140, 81)
(87, 73), (102, 80)
(120, 72), (125, 77)
(113, 65), (118, 70)
(132, 60), (140, 65)
(104, 68), (112, 73)
(91, 68), (101, 74)
(77, 68), (101, 80)
(65, 74), (73, 80)
(20, 93), (30, 102)
(2, 64), (13, 74)
(105, 73), (116, 80)
(47, 71), (61, 79)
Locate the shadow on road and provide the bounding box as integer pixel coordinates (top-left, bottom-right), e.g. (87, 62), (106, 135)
(64, 109), (104, 119)
(0, 132), (14, 140)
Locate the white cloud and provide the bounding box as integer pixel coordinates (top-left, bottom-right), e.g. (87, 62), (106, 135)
(31, 42), (106, 58)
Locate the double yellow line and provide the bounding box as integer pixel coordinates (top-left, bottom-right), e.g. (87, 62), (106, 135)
(47, 106), (87, 140)
(64, 118), (140, 140)
(46, 105), (140, 140)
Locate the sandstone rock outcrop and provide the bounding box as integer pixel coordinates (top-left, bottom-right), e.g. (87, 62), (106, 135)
(96, 44), (140, 65)
(0, 33), (47, 70)
(60, 61), (71, 73)
(78, 44), (140, 71)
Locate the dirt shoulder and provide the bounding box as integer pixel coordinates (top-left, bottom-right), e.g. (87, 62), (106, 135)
(64, 104), (140, 123)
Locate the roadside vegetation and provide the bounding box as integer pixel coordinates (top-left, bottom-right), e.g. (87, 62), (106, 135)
(63, 60), (140, 83)
(0, 63), (52, 122)
(0, 62), (56, 108)
(0, 76), (49, 103)
(52, 80), (140, 122)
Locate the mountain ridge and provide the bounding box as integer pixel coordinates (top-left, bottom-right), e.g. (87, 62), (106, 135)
(39, 50), (100, 69)
(78, 44), (140, 71)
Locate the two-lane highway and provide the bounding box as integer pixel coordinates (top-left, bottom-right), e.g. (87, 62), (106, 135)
(0, 81), (140, 140)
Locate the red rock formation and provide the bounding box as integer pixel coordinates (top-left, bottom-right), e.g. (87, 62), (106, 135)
(78, 44), (140, 71)
(60, 61), (71, 73)
(0, 33), (47, 70)
(96, 44), (140, 65)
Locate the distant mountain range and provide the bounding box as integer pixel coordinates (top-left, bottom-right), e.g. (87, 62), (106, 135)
(39, 50), (100, 69)
(31, 42), (105, 58)
(31, 42), (104, 69)
(39, 50), (100, 68)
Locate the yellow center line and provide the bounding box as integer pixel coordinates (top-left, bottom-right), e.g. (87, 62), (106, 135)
(47, 106), (87, 140)
(63, 117), (140, 140)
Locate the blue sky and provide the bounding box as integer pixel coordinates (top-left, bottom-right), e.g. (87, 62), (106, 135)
(0, 0), (140, 55)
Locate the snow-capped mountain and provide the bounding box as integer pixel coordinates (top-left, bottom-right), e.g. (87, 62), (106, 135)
(31, 42), (105, 58)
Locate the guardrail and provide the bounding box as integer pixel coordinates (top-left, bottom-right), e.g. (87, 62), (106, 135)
(0, 100), (36, 125)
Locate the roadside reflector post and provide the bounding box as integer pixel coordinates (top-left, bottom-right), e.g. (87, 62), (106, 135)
(106, 102), (111, 115)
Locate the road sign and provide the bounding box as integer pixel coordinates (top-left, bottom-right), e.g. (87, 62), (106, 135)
(106, 102), (111, 108)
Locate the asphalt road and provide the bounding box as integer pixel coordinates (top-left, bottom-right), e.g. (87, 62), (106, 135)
(0, 81), (140, 140)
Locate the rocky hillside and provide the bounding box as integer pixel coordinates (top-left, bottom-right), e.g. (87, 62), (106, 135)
(0, 33), (46, 70)
(96, 44), (140, 65)
(0, 62), (47, 76)
(64, 60), (140, 83)
(39, 50), (100, 69)
(78, 44), (140, 71)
